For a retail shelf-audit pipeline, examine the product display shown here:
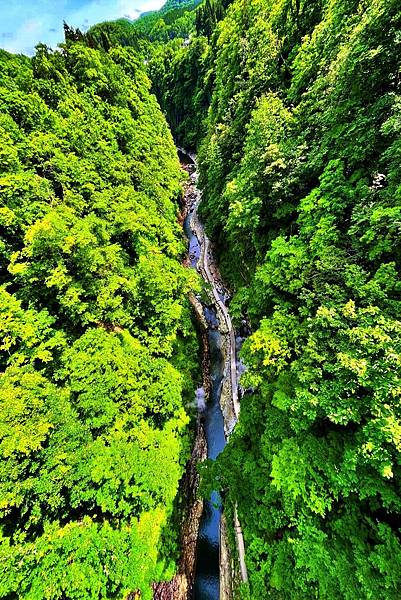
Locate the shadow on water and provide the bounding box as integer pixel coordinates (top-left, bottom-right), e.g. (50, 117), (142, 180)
(181, 150), (227, 600)
(193, 325), (227, 600)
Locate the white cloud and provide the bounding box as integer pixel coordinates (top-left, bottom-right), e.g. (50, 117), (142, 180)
(136, 0), (165, 13)
(0, 0), (165, 55)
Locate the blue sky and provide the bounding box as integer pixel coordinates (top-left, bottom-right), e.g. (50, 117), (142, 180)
(0, 0), (165, 56)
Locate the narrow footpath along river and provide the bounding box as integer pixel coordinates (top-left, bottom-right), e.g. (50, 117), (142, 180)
(179, 151), (248, 600)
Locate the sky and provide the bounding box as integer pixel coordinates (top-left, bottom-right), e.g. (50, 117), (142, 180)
(0, 0), (165, 56)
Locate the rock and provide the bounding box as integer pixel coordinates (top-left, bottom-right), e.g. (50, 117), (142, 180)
(152, 425), (207, 600)
(220, 515), (234, 600)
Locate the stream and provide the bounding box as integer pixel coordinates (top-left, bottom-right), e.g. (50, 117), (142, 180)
(181, 152), (225, 600)
(151, 152), (248, 600)
(180, 150), (246, 600)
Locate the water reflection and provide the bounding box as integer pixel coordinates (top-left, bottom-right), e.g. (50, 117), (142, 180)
(193, 494), (221, 600)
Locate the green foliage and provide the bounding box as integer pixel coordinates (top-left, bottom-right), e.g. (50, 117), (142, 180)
(147, 0), (401, 597)
(1, 512), (165, 600)
(149, 36), (211, 148)
(195, 0), (227, 39)
(5, 0), (401, 596)
(84, 1), (210, 149)
(87, 0), (199, 54)
(0, 39), (199, 599)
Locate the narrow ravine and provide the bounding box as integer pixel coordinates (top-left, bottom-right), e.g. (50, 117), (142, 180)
(179, 151), (248, 600)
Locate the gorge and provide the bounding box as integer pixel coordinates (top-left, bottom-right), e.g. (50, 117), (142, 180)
(1, 0), (401, 599)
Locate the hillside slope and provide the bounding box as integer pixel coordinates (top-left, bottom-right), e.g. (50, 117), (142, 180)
(147, 0), (401, 597)
(0, 42), (199, 599)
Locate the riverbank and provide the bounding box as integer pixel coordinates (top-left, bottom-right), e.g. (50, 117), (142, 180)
(153, 152), (247, 600)
(182, 154), (248, 598)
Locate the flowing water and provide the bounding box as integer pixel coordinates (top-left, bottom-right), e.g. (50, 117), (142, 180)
(181, 151), (227, 600)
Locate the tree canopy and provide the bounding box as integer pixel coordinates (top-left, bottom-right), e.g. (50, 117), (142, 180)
(144, 0), (401, 597)
(0, 37), (199, 599)
(3, 0), (401, 596)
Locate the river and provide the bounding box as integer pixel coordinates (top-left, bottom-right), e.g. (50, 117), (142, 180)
(181, 151), (224, 600)
(179, 150), (247, 600)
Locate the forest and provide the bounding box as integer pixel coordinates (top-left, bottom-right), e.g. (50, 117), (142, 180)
(0, 31), (200, 600)
(1, 0), (401, 598)
(147, 0), (401, 598)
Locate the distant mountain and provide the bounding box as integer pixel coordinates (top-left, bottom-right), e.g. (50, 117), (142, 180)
(139, 0), (202, 19)
(87, 0), (200, 49)
(162, 0), (202, 10)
